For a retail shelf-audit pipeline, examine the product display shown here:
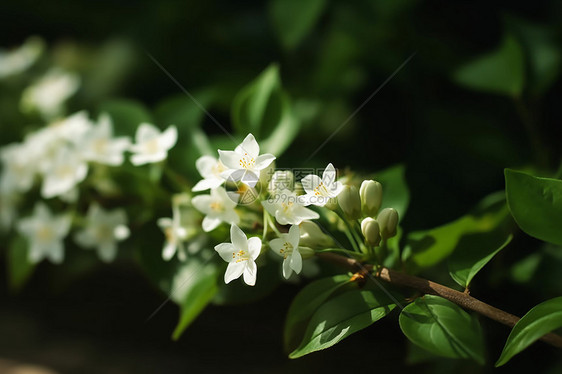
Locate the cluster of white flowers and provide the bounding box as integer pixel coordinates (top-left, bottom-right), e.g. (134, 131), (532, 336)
(174, 133), (344, 286)
(1, 108), (178, 263)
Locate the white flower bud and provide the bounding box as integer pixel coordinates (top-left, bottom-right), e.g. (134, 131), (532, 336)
(360, 180), (382, 217)
(338, 185), (361, 220)
(378, 208), (398, 238)
(298, 221), (335, 249)
(361, 217), (381, 246)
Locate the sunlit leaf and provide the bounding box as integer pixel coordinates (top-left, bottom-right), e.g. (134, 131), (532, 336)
(284, 274), (350, 352)
(399, 295), (485, 364)
(289, 288), (396, 358)
(496, 297), (562, 366)
(268, 0), (326, 50)
(505, 169), (562, 246)
(453, 34), (524, 97)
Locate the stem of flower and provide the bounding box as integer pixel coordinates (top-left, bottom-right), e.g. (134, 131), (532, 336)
(316, 252), (562, 350)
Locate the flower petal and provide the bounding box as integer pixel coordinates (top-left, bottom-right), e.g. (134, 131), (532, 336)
(235, 133), (259, 158)
(214, 242), (235, 262)
(192, 178), (224, 192)
(243, 260), (257, 286)
(290, 250), (303, 275)
(301, 174), (322, 195)
(191, 195), (213, 214)
(136, 123), (160, 143)
(202, 216), (221, 232)
(288, 225), (300, 247)
(282, 258), (293, 279)
(225, 262), (245, 284)
(230, 224), (247, 251)
(195, 155), (218, 178)
(162, 240), (177, 260)
(218, 150), (241, 170)
(159, 125), (178, 150)
(247, 236), (262, 260)
(254, 154), (276, 170)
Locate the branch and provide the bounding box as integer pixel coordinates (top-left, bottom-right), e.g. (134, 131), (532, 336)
(317, 252), (562, 349)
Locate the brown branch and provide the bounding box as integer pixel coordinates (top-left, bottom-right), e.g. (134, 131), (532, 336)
(317, 252), (562, 349)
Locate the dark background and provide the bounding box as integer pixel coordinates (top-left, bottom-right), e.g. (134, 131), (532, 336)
(1, 1), (562, 373)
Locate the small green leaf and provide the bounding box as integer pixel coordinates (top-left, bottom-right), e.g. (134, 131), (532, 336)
(284, 274), (350, 352)
(453, 34), (524, 97)
(405, 192), (510, 269)
(399, 295), (485, 364)
(98, 99), (152, 137)
(7, 235), (36, 292)
(171, 260), (219, 340)
(289, 289), (396, 358)
(496, 297), (562, 366)
(505, 169), (562, 246)
(268, 0), (326, 50)
(231, 64), (300, 157)
(448, 233), (513, 288)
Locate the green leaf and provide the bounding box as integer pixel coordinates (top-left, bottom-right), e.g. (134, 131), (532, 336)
(289, 288), (396, 358)
(510, 252), (542, 284)
(98, 99), (152, 137)
(496, 297), (562, 366)
(505, 169), (562, 246)
(374, 164), (410, 219)
(171, 259), (219, 340)
(268, 0), (326, 50)
(231, 64), (300, 157)
(399, 295), (485, 364)
(448, 233), (512, 288)
(405, 192), (511, 269)
(7, 235), (36, 292)
(453, 34), (524, 97)
(284, 274), (350, 352)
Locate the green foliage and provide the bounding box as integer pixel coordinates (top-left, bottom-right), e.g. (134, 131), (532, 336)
(171, 259), (219, 340)
(453, 34), (525, 97)
(284, 274), (351, 352)
(505, 169), (562, 246)
(231, 64), (300, 156)
(289, 288), (396, 358)
(496, 297), (562, 366)
(7, 235), (36, 292)
(268, 0), (327, 50)
(404, 192), (512, 270)
(399, 295), (486, 364)
(448, 234), (512, 288)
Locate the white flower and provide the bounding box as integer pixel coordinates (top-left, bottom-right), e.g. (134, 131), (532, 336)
(262, 188), (319, 225)
(80, 113), (130, 166)
(215, 224), (261, 286)
(218, 133), (276, 187)
(21, 68), (80, 120)
(0, 142), (37, 194)
(157, 205), (188, 261)
(192, 187), (240, 232)
(0, 36), (44, 79)
(129, 123), (177, 165)
(40, 146), (88, 199)
(192, 155), (226, 192)
(269, 225), (302, 279)
(74, 203), (130, 262)
(300, 163), (344, 206)
(17, 203), (71, 264)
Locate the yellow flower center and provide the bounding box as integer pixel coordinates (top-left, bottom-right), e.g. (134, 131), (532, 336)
(238, 153), (255, 169)
(232, 249), (249, 263)
(279, 241), (293, 259)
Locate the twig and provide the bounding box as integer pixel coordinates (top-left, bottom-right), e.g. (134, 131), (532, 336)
(317, 252), (562, 349)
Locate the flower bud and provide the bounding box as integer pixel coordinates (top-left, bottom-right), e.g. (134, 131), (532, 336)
(377, 208), (398, 238)
(360, 180), (382, 217)
(338, 185), (361, 220)
(361, 217), (381, 246)
(299, 221), (335, 249)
